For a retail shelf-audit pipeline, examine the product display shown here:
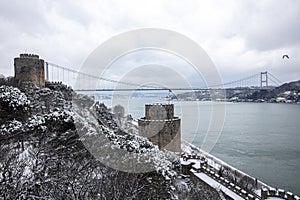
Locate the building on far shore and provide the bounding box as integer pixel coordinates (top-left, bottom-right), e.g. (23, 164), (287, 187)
(14, 53), (45, 87)
(138, 103), (181, 153)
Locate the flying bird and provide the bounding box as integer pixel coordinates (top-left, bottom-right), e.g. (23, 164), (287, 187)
(282, 55), (289, 59)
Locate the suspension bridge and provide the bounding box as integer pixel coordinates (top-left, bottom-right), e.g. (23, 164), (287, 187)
(45, 62), (282, 92)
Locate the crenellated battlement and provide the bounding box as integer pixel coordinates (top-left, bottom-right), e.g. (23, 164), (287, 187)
(19, 53), (39, 59)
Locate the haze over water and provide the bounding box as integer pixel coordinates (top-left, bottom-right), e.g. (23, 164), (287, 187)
(101, 97), (300, 193)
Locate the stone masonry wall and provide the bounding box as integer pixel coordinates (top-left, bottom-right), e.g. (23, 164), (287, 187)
(145, 104), (174, 120)
(14, 54), (45, 87)
(138, 103), (181, 152)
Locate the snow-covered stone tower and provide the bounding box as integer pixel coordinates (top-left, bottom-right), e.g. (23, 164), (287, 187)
(138, 103), (181, 152)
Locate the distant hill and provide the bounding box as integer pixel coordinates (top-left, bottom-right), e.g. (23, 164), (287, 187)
(177, 80), (300, 103)
(250, 80), (300, 100)
(273, 80), (300, 93)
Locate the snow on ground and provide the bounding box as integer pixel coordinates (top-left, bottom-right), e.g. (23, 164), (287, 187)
(181, 157), (246, 199)
(181, 141), (300, 200)
(182, 140), (270, 189)
(132, 119), (138, 127)
(192, 171), (244, 200)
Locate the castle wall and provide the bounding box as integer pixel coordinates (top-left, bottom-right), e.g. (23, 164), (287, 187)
(14, 54), (45, 87)
(145, 103), (174, 120)
(138, 103), (181, 152)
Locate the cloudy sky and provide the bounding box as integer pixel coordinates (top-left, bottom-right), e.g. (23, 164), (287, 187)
(0, 0), (299, 86)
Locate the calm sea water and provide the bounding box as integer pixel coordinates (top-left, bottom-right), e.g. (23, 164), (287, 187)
(101, 97), (300, 193)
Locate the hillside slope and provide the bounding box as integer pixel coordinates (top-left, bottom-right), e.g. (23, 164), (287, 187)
(0, 83), (221, 199)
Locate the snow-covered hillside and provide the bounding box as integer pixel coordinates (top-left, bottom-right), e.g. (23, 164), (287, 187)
(0, 84), (221, 199)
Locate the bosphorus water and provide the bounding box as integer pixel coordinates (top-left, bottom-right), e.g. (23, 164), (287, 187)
(100, 96), (300, 193)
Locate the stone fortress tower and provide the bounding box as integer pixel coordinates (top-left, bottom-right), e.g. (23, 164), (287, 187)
(14, 53), (45, 87)
(138, 103), (181, 152)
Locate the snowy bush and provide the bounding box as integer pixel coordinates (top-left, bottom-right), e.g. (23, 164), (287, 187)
(97, 124), (156, 154)
(27, 115), (45, 128)
(0, 86), (30, 110)
(45, 110), (74, 123)
(27, 115), (47, 131)
(0, 119), (23, 135)
(44, 110), (75, 132)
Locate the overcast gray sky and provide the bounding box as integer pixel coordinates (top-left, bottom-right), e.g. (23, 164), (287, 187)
(0, 0), (299, 85)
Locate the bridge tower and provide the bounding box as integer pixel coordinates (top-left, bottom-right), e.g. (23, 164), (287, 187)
(260, 71), (268, 88)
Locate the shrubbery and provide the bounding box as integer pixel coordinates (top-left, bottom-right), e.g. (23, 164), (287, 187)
(0, 86), (30, 124)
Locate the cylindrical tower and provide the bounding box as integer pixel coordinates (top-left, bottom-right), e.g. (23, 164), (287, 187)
(14, 53), (45, 87)
(138, 103), (181, 152)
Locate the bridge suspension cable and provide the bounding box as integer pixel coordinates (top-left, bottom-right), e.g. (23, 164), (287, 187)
(268, 72), (282, 86)
(46, 62), (167, 90)
(45, 62), (280, 91)
(208, 73), (260, 88)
